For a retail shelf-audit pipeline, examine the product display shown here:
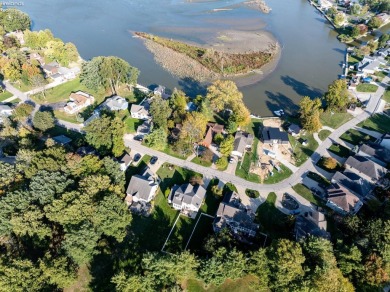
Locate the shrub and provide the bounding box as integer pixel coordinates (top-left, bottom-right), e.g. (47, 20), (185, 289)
(323, 157), (338, 170)
(245, 189), (260, 198)
(215, 157), (228, 170)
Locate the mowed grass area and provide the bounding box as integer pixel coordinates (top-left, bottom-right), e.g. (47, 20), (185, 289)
(124, 116), (143, 133)
(53, 110), (81, 124)
(347, 54), (362, 66)
(358, 114), (390, 134)
(356, 83), (378, 93)
(289, 133), (319, 166)
(318, 129), (332, 141)
(0, 91), (12, 102)
(255, 192), (291, 239)
(306, 171), (331, 186)
(292, 183), (322, 206)
(191, 156), (213, 167)
(384, 89), (390, 103)
(328, 143), (351, 158)
(30, 78), (107, 104)
(340, 129), (376, 145)
(320, 111), (353, 129)
(185, 275), (258, 292)
(263, 164), (293, 184)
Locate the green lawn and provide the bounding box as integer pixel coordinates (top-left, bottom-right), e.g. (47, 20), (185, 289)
(340, 129), (376, 145)
(356, 83), (378, 93)
(161, 145), (188, 160)
(12, 80), (48, 92)
(347, 54), (362, 65)
(384, 89), (390, 103)
(374, 71), (386, 81)
(191, 156), (213, 167)
(358, 114), (390, 134)
(9, 98), (21, 104)
(255, 192), (291, 239)
(289, 133), (319, 166)
(30, 78), (107, 104)
(124, 116), (143, 133)
(263, 164), (293, 184)
(292, 183), (322, 206)
(328, 143), (351, 158)
(320, 112), (353, 129)
(318, 129), (332, 141)
(54, 110), (81, 124)
(0, 91), (12, 102)
(235, 152), (261, 183)
(306, 171), (331, 186)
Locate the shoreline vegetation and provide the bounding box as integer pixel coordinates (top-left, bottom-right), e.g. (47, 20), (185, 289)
(243, 0), (272, 13)
(134, 31), (279, 82)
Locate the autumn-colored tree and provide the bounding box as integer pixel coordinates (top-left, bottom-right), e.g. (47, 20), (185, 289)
(180, 112), (208, 147)
(299, 96), (322, 132)
(323, 157), (338, 170)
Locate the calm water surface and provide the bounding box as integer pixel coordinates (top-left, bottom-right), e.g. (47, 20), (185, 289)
(19, 0), (345, 115)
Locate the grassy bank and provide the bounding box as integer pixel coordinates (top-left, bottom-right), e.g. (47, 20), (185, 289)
(135, 32), (274, 76)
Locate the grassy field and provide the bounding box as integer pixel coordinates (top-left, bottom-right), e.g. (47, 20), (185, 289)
(235, 153), (261, 183)
(328, 143), (351, 158)
(358, 114), (390, 134)
(356, 83), (378, 93)
(318, 129), (332, 141)
(347, 55), (362, 65)
(340, 129), (376, 145)
(136, 32), (273, 75)
(30, 78), (107, 104)
(292, 183), (322, 206)
(0, 91), (12, 102)
(263, 164), (293, 184)
(53, 110), (81, 124)
(320, 112), (353, 129)
(191, 156), (213, 167)
(306, 171), (331, 186)
(12, 80), (48, 92)
(124, 116), (143, 133)
(384, 89), (390, 103)
(289, 133), (318, 166)
(255, 192), (291, 239)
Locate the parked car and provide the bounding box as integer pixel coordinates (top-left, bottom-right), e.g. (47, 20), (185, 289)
(150, 156), (158, 165)
(133, 153), (141, 162)
(134, 135), (143, 142)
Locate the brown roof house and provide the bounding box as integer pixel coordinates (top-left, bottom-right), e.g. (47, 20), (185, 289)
(200, 122), (224, 148)
(294, 210), (329, 241)
(326, 183), (363, 215)
(42, 61), (59, 76)
(213, 191), (259, 239)
(64, 91), (95, 114)
(231, 131), (254, 158)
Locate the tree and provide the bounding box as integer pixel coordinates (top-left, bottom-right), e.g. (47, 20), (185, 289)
(361, 253), (389, 287)
(215, 156), (228, 169)
(0, 9), (31, 32)
(2, 59), (21, 81)
(323, 157), (338, 170)
(248, 249), (270, 290)
(268, 239), (305, 288)
(350, 3), (361, 15)
(14, 103), (34, 121)
(219, 135), (235, 156)
(368, 17), (383, 29)
(324, 79), (350, 112)
(180, 112), (208, 148)
(206, 80), (243, 111)
(211, 185), (223, 197)
(144, 128), (168, 151)
(213, 133), (224, 145)
(378, 33), (390, 48)
(112, 272), (154, 292)
(39, 255), (77, 288)
(334, 13), (345, 26)
(0, 161), (17, 193)
(111, 117), (125, 157)
(44, 40), (79, 66)
(24, 29), (54, 49)
(149, 97), (172, 130)
(299, 96), (322, 132)
(351, 26), (361, 38)
(33, 111), (55, 132)
(335, 241), (363, 279)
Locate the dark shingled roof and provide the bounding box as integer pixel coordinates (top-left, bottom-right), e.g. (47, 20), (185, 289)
(359, 143), (390, 164)
(344, 155), (387, 181)
(261, 127), (289, 144)
(327, 183), (361, 213)
(331, 171), (374, 197)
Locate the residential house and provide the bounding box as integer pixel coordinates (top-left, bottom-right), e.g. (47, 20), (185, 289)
(168, 183), (206, 214)
(118, 152), (132, 171)
(200, 122), (224, 148)
(294, 210), (330, 241)
(130, 104), (150, 120)
(318, 0), (334, 10)
(103, 96), (128, 111)
(58, 66), (80, 80)
(331, 170), (374, 198)
(356, 55), (387, 75)
(154, 85), (166, 97)
(52, 135), (72, 146)
(358, 143), (390, 166)
(42, 61), (59, 76)
(231, 131), (254, 158)
(213, 191), (259, 238)
(344, 155), (387, 184)
(126, 167), (159, 204)
(379, 133), (390, 150)
(64, 91), (95, 114)
(136, 120), (152, 137)
(326, 183), (363, 215)
(5, 30), (24, 45)
(0, 104), (13, 123)
(261, 127), (289, 145)
(288, 124), (302, 137)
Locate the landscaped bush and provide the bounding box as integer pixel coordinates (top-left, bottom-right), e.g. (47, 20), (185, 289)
(215, 156), (228, 170)
(245, 189), (260, 198)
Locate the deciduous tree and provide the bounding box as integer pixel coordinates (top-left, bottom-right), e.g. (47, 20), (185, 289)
(33, 111), (55, 132)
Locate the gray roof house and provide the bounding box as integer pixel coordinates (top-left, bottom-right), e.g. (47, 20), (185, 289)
(288, 124), (302, 136)
(358, 143), (390, 166)
(261, 127), (289, 145)
(326, 183), (363, 215)
(103, 96), (128, 111)
(379, 133), (390, 151)
(126, 167), (159, 204)
(331, 170), (374, 198)
(344, 155), (387, 184)
(168, 183), (206, 214)
(52, 135), (72, 146)
(213, 191), (259, 238)
(118, 152), (132, 172)
(294, 210), (329, 241)
(130, 104), (150, 120)
(231, 131), (254, 158)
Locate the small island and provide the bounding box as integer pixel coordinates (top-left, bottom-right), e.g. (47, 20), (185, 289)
(134, 31), (279, 82)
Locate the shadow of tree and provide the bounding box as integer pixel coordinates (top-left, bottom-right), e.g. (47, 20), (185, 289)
(265, 91), (299, 115)
(280, 75), (323, 98)
(178, 77), (207, 98)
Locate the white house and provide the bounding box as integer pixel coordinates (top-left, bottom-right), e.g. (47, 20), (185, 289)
(0, 104), (13, 123)
(118, 152), (132, 172)
(58, 66), (80, 80)
(64, 91), (95, 114)
(169, 183), (206, 213)
(130, 104), (150, 120)
(125, 167), (159, 204)
(231, 131), (254, 158)
(103, 96), (128, 111)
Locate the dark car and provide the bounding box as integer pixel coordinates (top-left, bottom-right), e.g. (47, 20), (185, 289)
(150, 156), (158, 165)
(134, 135), (143, 142)
(133, 153), (141, 162)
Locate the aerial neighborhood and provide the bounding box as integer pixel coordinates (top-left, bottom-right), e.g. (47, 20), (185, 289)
(0, 5), (390, 292)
